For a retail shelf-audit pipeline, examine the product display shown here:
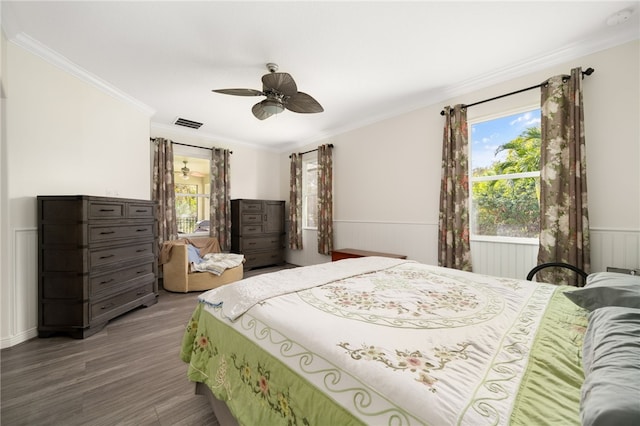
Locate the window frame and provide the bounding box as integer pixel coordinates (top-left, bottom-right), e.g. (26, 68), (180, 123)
(172, 146), (211, 236)
(468, 105), (541, 245)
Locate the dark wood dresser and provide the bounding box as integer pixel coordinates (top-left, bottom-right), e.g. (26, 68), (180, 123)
(37, 195), (158, 338)
(231, 199), (285, 269)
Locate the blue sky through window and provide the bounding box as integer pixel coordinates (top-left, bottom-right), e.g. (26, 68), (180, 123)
(471, 109), (541, 170)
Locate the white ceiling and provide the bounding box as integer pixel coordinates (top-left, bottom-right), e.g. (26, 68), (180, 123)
(2, 1), (639, 152)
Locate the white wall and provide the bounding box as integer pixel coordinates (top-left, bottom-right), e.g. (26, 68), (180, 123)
(1, 39), (153, 348)
(283, 40), (640, 279)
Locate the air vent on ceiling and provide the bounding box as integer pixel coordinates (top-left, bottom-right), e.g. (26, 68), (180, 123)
(174, 117), (203, 129)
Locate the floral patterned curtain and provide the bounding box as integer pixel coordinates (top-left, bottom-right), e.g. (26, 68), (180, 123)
(438, 105), (472, 271)
(317, 144), (333, 255)
(210, 148), (231, 251)
(152, 138), (178, 245)
(289, 153), (303, 250)
(537, 68), (590, 285)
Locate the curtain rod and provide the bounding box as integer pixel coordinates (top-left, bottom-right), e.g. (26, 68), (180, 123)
(288, 143), (334, 159)
(439, 67), (594, 116)
(150, 138), (232, 154)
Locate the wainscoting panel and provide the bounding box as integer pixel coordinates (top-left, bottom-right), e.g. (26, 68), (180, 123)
(285, 223), (639, 282)
(470, 240), (539, 280)
(590, 228), (640, 272)
(2, 228), (39, 348)
(285, 220), (439, 267)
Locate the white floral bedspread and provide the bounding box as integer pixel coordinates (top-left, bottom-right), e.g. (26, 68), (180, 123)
(199, 256), (411, 319)
(200, 258), (561, 425)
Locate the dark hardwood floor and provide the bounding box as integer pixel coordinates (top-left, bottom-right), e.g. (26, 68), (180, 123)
(1, 264), (294, 426)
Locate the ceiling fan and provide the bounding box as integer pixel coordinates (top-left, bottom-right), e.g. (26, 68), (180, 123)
(175, 161), (204, 180)
(212, 63), (324, 120)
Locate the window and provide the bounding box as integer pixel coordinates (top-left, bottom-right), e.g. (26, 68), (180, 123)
(174, 155), (210, 235)
(303, 157), (318, 228)
(470, 108), (541, 239)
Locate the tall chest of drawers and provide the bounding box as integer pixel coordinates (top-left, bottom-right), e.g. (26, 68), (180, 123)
(37, 195), (158, 338)
(231, 199), (285, 269)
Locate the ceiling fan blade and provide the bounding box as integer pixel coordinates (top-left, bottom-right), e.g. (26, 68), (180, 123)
(212, 88), (264, 96)
(252, 101), (274, 120)
(285, 92), (324, 113)
(262, 72), (297, 96)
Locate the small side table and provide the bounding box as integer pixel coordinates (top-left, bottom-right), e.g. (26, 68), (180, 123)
(331, 248), (407, 262)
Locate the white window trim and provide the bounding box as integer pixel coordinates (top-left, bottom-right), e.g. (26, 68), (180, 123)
(472, 171), (540, 182)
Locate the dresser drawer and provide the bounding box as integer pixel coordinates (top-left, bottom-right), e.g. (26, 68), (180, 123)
(89, 201), (125, 219)
(90, 224), (154, 243)
(242, 213), (262, 223)
(90, 282), (154, 323)
(127, 203), (154, 218)
(242, 236), (282, 251)
(90, 262), (155, 297)
(242, 224), (263, 234)
(244, 250), (284, 268)
(90, 242), (155, 268)
(241, 201), (263, 212)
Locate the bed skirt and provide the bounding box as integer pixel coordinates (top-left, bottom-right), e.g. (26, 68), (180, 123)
(195, 382), (238, 426)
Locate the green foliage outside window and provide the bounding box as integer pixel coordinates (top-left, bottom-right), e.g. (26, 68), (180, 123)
(472, 127), (541, 238)
(176, 184), (198, 233)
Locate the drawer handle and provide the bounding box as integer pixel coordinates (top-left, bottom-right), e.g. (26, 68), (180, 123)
(100, 303), (115, 310)
(135, 209), (147, 212)
(136, 248), (147, 253)
(99, 254), (115, 259)
(99, 208), (115, 212)
(248, 228), (257, 231)
(100, 278), (115, 284)
(136, 228), (148, 232)
(136, 270), (146, 274)
(100, 231), (116, 235)
(248, 242), (256, 246)
(136, 290), (147, 296)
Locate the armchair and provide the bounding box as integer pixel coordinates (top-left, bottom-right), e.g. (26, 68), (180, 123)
(161, 237), (243, 293)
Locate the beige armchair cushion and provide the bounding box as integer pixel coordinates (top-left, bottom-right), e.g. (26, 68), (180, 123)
(161, 237), (243, 293)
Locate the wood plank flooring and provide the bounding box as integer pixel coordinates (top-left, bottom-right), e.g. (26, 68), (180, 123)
(1, 264), (294, 426)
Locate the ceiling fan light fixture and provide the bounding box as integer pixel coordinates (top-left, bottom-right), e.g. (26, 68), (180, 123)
(181, 161), (190, 179)
(262, 99), (284, 115)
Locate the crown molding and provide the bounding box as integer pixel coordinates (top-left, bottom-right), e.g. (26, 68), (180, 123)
(9, 32), (156, 117)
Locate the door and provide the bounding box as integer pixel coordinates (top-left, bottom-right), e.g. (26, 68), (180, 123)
(264, 201), (284, 234)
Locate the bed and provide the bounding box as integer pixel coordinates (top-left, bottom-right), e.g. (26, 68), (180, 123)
(180, 257), (640, 425)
